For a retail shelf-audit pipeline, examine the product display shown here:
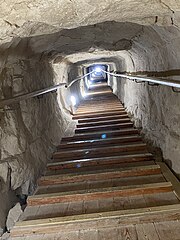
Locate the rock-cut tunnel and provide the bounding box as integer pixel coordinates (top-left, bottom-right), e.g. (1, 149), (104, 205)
(0, 1), (180, 239)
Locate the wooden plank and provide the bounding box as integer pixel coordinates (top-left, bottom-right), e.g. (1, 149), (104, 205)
(135, 223), (160, 240)
(113, 196), (131, 210)
(47, 153), (154, 171)
(157, 161), (180, 200)
(72, 110), (127, 120)
(58, 135), (142, 150)
(76, 118), (131, 128)
(98, 228), (119, 239)
(75, 108), (125, 115)
(75, 122), (134, 133)
(65, 201), (83, 216)
(144, 191), (180, 208)
(11, 204), (180, 237)
(45, 160), (156, 177)
(77, 106), (123, 111)
(61, 128), (139, 142)
(78, 114), (129, 123)
(37, 174), (166, 195)
(77, 102), (123, 106)
(21, 202), (69, 221)
(53, 143), (148, 160)
(76, 106), (124, 112)
(28, 182), (172, 206)
(76, 109), (125, 115)
(118, 225), (138, 240)
(79, 229), (98, 240)
(38, 165), (161, 186)
(98, 198), (114, 212)
(19, 205), (40, 222)
(128, 194), (147, 210)
(154, 220), (180, 240)
(78, 101), (122, 106)
(84, 200), (99, 214)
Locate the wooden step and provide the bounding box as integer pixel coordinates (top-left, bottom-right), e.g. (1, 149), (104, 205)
(58, 135), (142, 150)
(47, 153), (154, 171)
(74, 108), (126, 115)
(19, 191), (180, 223)
(76, 105), (124, 110)
(73, 110), (127, 120)
(81, 100), (121, 105)
(61, 128), (139, 142)
(75, 122), (133, 133)
(11, 204), (180, 237)
(76, 107), (124, 114)
(77, 114), (129, 123)
(28, 182), (173, 206)
(37, 174), (166, 195)
(77, 104), (123, 109)
(53, 143), (148, 160)
(39, 165), (161, 186)
(76, 118), (131, 128)
(46, 160), (156, 176)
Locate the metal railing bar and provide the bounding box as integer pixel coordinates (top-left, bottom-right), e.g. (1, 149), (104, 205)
(102, 70), (180, 88)
(0, 83), (66, 108)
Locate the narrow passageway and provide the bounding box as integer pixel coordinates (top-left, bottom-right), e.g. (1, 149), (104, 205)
(11, 82), (180, 239)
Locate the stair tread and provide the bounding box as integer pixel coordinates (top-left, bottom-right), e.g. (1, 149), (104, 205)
(47, 153), (154, 169)
(76, 118), (131, 128)
(28, 182), (173, 207)
(20, 192), (180, 223)
(53, 143), (148, 159)
(74, 109), (125, 115)
(75, 122), (134, 133)
(78, 114), (129, 123)
(45, 160), (157, 176)
(36, 174), (166, 195)
(13, 203), (180, 233)
(73, 111), (127, 119)
(58, 135), (142, 149)
(62, 128), (139, 142)
(40, 164), (161, 185)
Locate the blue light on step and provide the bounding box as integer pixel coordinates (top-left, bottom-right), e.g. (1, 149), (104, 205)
(76, 163), (81, 168)
(101, 134), (107, 139)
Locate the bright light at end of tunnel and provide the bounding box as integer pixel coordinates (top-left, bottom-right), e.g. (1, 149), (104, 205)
(70, 96), (76, 106)
(94, 67), (102, 73)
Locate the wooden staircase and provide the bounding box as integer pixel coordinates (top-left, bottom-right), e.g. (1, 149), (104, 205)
(11, 83), (180, 239)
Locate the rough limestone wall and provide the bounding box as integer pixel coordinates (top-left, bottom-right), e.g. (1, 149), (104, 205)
(0, 56), (72, 233)
(113, 25), (180, 178)
(0, 0), (179, 43)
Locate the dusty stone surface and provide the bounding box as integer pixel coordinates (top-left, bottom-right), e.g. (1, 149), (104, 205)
(109, 25), (180, 177)
(6, 203), (22, 231)
(0, 0), (179, 45)
(0, 56), (72, 232)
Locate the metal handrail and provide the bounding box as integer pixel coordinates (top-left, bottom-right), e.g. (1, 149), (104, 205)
(66, 71), (94, 88)
(1, 68), (180, 108)
(0, 83), (67, 108)
(0, 71), (94, 108)
(102, 70), (180, 89)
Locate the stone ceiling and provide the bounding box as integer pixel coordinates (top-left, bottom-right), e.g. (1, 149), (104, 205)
(0, 0), (180, 45)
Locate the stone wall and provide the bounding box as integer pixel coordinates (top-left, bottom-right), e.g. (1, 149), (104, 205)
(111, 25), (180, 178)
(0, 54), (72, 233)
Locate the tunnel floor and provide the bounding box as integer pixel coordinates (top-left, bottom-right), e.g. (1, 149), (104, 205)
(11, 83), (180, 239)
